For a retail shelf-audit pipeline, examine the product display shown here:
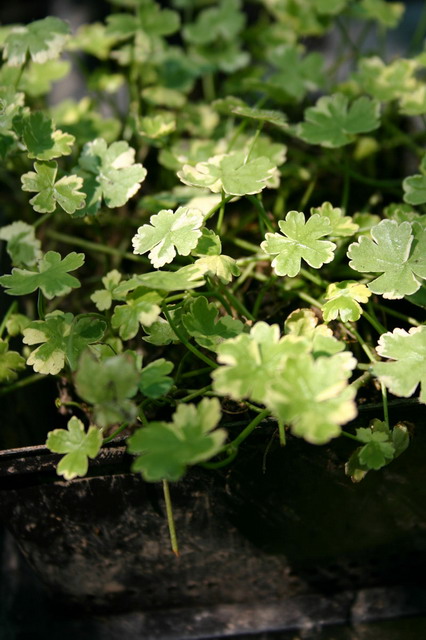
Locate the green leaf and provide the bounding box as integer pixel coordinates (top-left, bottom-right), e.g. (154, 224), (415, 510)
(132, 207), (204, 268)
(182, 297), (244, 351)
(141, 86), (186, 108)
(139, 113), (176, 140)
(399, 85), (426, 116)
(213, 96), (288, 130)
(261, 210), (336, 277)
(296, 93), (380, 148)
(212, 321), (308, 404)
(183, 0), (245, 45)
(345, 419), (408, 482)
(139, 358), (174, 398)
(267, 352), (357, 444)
(76, 138), (147, 215)
(111, 290), (162, 340)
(178, 151), (276, 196)
(347, 220), (426, 299)
(142, 318), (178, 346)
(263, 45), (325, 102)
(355, 426), (395, 469)
(50, 97), (121, 145)
(403, 171), (426, 206)
(373, 326), (426, 403)
(5, 314), (31, 337)
(0, 87), (25, 137)
(21, 161), (86, 214)
(355, 0), (404, 28)
(22, 311), (106, 374)
(0, 221), (42, 267)
(284, 308), (345, 357)
(68, 23), (118, 60)
(115, 265), (205, 294)
(75, 351), (139, 428)
(192, 254), (241, 284)
(0, 339), (26, 383)
(46, 417), (102, 481)
(3, 17), (70, 66)
(17, 112), (74, 160)
(354, 56), (418, 103)
(90, 270), (123, 311)
(19, 59), (71, 97)
(310, 202), (359, 237)
(322, 281), (372, 322)
(192, 228), (222, 256)
(106, 3), (180, 39)
(0, 251), (84, 299)
(127, 398), (226, 482)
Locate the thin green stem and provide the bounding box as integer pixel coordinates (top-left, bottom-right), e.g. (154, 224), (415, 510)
(297, 290), (322, 309)
(37, 291), (46, 321)
(33, 213), (52, 229)
(231, 408), (271, 449)
(300, 267), (327, 287)
(232, 262), (255, 292)
(344, 322), (376, 363)
(374, 303), (421, 327)
(180, 366), (212, 379)
(336, 17), (360, 57)
(410, 0), (426, 53)
(341, 430), (362, 443)
(200, 448), (238, 469)
(0, 373), (44, 397)
(202, 73), (215, 102)
(298, 177), (317, 211)
(218, 283), (255, 321)
(162, 480), (179, 556)
(381, 383), (390, 429)
(46, 230), (150, 264)
(232, 237), (261, 253)
(205, 195), (233, 222)
(341, 155), (350, 212)
(216, 191), (226, 235)
(103, 422), (129, 444)
(350, 370), (372, 391)
(363, 309), (386, 335)
(0, 301), (18, 339)
(55, 398), (84, 411)
(180, 384), (212, 403)
(278, 419), (286, 446)
(247, 194), (274, 233)
(244, 123), (263, 164)
(163, 306), (218, 369)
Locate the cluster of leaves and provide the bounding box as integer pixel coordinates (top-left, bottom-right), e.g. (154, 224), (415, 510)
(0, 0), (425, 489)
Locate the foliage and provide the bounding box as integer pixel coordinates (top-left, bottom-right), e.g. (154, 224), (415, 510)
(46, 416), (102, 480)
(0, 1), (423, 513)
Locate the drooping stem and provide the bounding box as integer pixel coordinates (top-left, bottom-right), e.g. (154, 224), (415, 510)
(103, 422), (129, 444)
(247, 194), (274, 233)
(37, 290), (46, 321)
(278, 419), (286, 446)
(180, 385), (212, 403)
(344, 322), (377, 363)
(216, 191), (226, 235)
(163, 306), (218, 369)
(163, 480), (179, 556)
(0, 301), (18, 339)
(0, 374), (44, 397)
(218, 282), (255, 321)
(46, 230), (150, 264)
(374, 303), (421, 327)
(381, 383), (390, 429)
(231, 408), (271, 449)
